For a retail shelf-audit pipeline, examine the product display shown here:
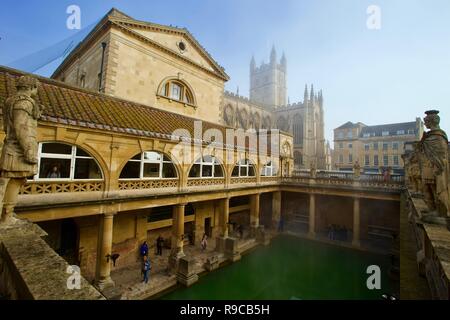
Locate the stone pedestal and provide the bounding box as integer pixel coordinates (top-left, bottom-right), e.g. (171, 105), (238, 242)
(225, 237), (241, 262)
(215, 236), (227, 253)
(168, 248), (185, 274)
(176, 257), (198, 287)
(256, 226), (270, 246)
(205, 254), (220, 272)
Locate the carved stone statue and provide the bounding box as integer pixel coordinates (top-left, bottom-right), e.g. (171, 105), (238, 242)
(353, 160), (361, 178)
(417, 110), (450, 219)
(404, 142), (422, 194)
(310, 160), (317, 178)
(0, 76), (41, 224)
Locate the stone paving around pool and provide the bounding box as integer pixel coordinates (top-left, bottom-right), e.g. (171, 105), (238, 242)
(107, 235), (260, 300)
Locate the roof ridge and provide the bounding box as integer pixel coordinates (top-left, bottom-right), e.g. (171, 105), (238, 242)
(0, 64), (230, 131)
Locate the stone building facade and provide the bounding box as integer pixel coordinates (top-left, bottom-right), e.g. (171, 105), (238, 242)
(223, 49), (327, 170)
(333, 119), (424, 174)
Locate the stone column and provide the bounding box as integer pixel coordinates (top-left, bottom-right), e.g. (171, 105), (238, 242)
(216, 197), (230, 252)
(169, 204), (186, 272)
(352, 197), (361, 247)
(250, 193), (260, 229)
(272, 191), (282, 231)
(95, 212), (115, 289)
(308, 193), (316, 237)
(220, 197), (230, 238)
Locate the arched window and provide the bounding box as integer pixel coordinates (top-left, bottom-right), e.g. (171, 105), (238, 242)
(119, 151), (177, 179)
(159, 79), (194, 104)
(189, 155), (224, 178)
(232, 159), (255, 177)
(36, 142), (103, 180)
(293, 114), (303, 146)
(294, 151), (303, 167)
(277, 116), (289, 132)
(261, 161), (278, 177)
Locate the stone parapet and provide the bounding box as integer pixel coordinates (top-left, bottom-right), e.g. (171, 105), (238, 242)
(0, 220), (104, 300)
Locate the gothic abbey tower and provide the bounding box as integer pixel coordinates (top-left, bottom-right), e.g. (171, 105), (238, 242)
(222, 46), (329, 170)
(249, 46), (287, 108)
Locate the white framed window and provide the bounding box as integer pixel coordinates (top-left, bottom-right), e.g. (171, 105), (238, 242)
(383, 155), (389, 166)
(393, 155), (399, 166)
(382, 131), (390, 136)
(119, 151), (177, 179)
(348, 154), (353, 164)
(261, 161), (278, 177)
(383, 142), (389, 151)
(365, 155), (370, 166)
(232, 159), (255, 177)
(189, 155), (224, 178)
(160, 80), (194, 104)
(393, 142), (399, 150)
(396, 130), (405, 135)
(363, 133), (370, 138)
(36, 142), (103, 181)
(408, 129), (415, 134)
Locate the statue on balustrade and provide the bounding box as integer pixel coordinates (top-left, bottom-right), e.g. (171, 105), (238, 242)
(309, 160), (317, 178)
(0, 76), (42, 224)
(417, 110), (450, 222)
(403, 142), (422, 194)
(353, 160), (361, 179)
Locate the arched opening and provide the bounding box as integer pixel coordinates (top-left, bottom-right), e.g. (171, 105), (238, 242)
(159, 78), (195, 105)
(119, 151), (177, 179)
(35, 142), (103, 180)
(188, 155), (224, 178)
(293, 114), (303, 146)
(232, 159), (256, 177)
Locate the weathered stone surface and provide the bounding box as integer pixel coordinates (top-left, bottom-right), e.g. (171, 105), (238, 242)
(176, 256), (198, 287)
(0, 220), (104, 300)
(224, 237), (241, 262)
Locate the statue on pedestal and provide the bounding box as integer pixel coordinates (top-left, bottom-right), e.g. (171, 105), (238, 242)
(417, 110), (450, 223)
(309, 160), (317, 178)
(0, 76), (41, 224)
(353, 160), (361, 179)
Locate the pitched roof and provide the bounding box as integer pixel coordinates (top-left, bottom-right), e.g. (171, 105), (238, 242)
(52, 8), (229, 81)
(360, 121), (417, 137)
(0, 65), (228, 142)
(335, 121), (366, 130)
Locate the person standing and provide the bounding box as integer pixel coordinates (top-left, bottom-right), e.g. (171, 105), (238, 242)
(201, 233), (207, 251)
(156, 235), (164, 256)
(142, 255), (151, 284)
(140, 241), (148, 257)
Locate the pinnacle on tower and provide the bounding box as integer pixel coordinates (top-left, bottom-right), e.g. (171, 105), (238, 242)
(270, 45), (277, 65)
(281, 52), (286, 67)
(310, 84), (315, 103)
(250, 55), (256, 71)
(304, 84), (309, 104)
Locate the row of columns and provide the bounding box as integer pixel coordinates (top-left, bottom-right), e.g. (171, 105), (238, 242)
(307, 193), (361, 246)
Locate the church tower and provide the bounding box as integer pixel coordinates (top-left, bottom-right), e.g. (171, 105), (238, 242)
(249, 46), (287, 108)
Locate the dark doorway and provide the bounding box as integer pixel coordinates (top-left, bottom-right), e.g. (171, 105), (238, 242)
(59, 219), (79, 265)
(204, 217), (212, 237)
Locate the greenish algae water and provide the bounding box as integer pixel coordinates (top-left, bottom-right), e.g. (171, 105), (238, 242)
(161, 235), (398, 300)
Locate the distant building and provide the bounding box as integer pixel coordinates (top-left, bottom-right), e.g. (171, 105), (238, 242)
(333, 119), (424, 174)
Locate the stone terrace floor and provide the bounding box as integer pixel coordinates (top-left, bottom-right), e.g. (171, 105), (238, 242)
(107, 234), (259, 300)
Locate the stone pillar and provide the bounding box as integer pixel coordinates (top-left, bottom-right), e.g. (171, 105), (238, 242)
(272, 191), (282, 231)
(308, 193), (316, 237)
(250, 193), (260, 237)
(216, 197), (230, 252)
(169, 204), (186, 272)
(220, 197), (230, 238)
(95, 213), (115, 289)
(352, 197), (361, 247)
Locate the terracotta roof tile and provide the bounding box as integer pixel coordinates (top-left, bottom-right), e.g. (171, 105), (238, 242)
(0, 66), (229, 142)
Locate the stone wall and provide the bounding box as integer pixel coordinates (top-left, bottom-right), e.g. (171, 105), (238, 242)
(0, 220), (103, 300)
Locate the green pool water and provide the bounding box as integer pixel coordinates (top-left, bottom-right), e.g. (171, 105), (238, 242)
(160, 235), (398, 300)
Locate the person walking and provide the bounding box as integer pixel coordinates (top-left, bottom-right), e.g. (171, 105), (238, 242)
(142, 255), (151, 284)
(201, 233), (208, 251)
(156, 235), (164, 256)
(140, 241), (148, 257)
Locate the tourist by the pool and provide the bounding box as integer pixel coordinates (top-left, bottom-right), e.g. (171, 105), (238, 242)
(156, 236), (164, 256)
(140, 241), (148, 257)
(142, 255), (151, 284)
(201, 233), (207, 251)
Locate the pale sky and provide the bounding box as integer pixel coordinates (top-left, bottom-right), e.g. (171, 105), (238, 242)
(1, 0), (449, 145)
